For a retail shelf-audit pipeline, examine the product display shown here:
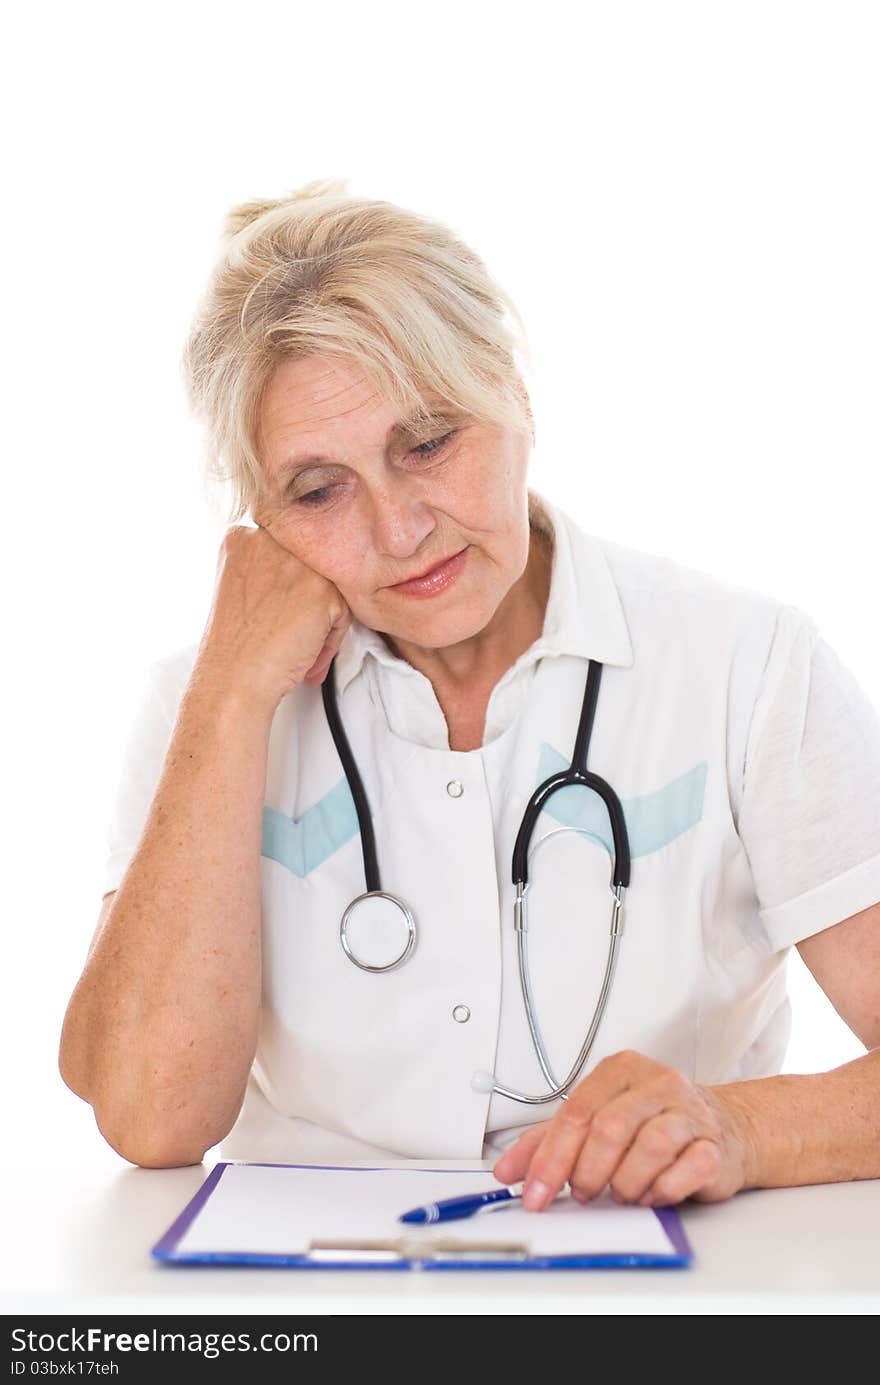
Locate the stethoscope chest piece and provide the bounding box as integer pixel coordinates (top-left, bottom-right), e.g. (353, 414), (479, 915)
(339, 891), (417, 973)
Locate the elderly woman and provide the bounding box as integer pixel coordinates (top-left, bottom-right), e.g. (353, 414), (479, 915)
(60, 178), (880, 1215)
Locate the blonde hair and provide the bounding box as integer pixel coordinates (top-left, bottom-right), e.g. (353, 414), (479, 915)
(181, 177), (535, 522)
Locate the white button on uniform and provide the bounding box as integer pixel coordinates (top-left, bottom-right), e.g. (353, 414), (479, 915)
(446, 780), (464, 798)
(452, 1004), (471, 1023)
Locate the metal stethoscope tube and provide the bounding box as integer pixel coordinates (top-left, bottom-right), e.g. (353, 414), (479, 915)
(474, 855), (625, 1104)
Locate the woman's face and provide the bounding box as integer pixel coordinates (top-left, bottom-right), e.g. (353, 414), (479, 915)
(254, 354), (534, 651)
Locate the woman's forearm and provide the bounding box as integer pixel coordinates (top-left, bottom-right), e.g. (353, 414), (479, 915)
(711, 1047), (880, 1189)
(60, 663), (274, 1167)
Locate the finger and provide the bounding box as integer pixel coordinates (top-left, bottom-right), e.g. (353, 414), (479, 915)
(591, 1109), (694, 1203)
(636, 1138), (724, 1206)
(567, 1094), (690, 1203)
(302, 640), (337, 684)
(521, 1052), (657, 1210)
(492, 1126), (547, 1185)
(302, 612), (353, 685)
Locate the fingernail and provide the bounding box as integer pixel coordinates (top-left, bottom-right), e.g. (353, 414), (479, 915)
(522, 1179), (551, 1211)
(571, 1188), (588, 1204)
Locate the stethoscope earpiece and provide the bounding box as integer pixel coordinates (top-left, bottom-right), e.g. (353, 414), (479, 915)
(470, 1070), (496, 1094)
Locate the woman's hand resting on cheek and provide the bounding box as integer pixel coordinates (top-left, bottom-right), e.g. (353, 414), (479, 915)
(492, 1050), (758, 1211)
(193, 522), (353, 715)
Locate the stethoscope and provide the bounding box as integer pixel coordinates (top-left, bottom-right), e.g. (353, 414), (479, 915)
(320, 655), (630, 1105)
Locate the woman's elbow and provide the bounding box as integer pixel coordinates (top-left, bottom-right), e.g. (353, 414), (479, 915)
(94, 1111), (209, 1169)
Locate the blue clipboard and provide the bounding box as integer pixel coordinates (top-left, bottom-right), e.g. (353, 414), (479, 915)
(152, 1162), (694, 1270)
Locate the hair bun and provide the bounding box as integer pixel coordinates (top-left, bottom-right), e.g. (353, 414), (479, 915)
(221, 177), (352, 240)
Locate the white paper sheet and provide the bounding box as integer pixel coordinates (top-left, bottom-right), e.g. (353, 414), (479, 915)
(173, 1164), (677, 1258)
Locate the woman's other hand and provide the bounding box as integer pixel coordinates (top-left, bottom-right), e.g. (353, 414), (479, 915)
(195, 523), (353, 713)
(492, 1050), (757, 1211)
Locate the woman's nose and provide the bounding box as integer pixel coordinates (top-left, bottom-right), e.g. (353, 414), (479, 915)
(370, 488), (436, 558)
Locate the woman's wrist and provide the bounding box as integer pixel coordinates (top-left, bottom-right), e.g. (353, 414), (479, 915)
(189, 648), (282, 727)
(703, 1080), (778, 1189)
(707, 1061), (880, 1191)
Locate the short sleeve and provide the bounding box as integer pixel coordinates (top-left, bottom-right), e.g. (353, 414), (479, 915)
(102, 648), (195, 898)
(737, 604), (880, 952)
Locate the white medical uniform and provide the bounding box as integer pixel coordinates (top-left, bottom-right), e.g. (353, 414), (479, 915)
(101, 490), (880, 1164)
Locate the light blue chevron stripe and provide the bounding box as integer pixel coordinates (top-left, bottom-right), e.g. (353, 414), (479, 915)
(535, 743), (708, 857)
(261, 747), (708, 878)
(262, 777), (361, 877)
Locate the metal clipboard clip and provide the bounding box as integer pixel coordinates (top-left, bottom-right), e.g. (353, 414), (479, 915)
(308, 1236), (530, 1264)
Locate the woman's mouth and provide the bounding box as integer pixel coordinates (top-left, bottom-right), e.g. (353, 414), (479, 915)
(386, 546), (469, 599)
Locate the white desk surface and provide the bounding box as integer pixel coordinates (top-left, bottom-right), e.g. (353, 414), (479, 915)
(4, 1095), (879, 1316)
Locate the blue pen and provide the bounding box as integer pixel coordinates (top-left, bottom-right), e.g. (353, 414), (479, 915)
(398, 1181), (526, 1224)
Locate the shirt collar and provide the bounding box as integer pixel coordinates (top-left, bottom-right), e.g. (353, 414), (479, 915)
(332, 487), (634, 696)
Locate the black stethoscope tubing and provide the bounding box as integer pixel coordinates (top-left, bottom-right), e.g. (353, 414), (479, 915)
(321, 654), (630, 895)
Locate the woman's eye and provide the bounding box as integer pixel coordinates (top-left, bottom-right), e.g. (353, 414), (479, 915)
(411, 429), (456, 458)
(293, 431), (457, 507)
(297, 486), (335, 507)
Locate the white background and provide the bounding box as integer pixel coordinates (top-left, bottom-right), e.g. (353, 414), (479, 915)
(3, 0), (878, 1221)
